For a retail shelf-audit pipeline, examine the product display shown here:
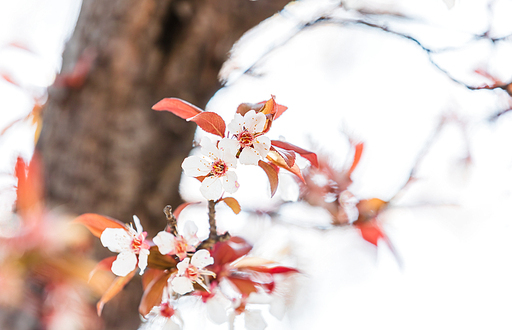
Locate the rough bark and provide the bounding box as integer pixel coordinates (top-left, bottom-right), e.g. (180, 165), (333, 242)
(36, 0), (289, 329)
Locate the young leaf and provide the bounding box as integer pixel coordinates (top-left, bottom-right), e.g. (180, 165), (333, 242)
(219, 197), (241, 214)
(15, 155), (44, 217)
(139, 271), (171, 317)
(244, 266), (299, 274)
(147, 246), (178, 270)
(348, 142), (364, 176)
(188, 112), (226, 137)
(97, 269), (136, 316)
(258, 160), (279, 197)
(74, 213), (126, 238)
(355, 220), (384, 246)
(228, 276), (259, 297)
(211, 237), (253, 267)
(271, 146), (296, 168)
(273, 103), (288, 120)
(152, 98), (203, 119)
(266, 151), (304, 183)
(89, 256), (117, 282)
(271, 140), (318, 168)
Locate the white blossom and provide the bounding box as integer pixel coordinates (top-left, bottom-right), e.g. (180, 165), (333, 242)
(100, 215), (150, 276)
(170, 250), (215, 295)
(153, 221), (200, 260)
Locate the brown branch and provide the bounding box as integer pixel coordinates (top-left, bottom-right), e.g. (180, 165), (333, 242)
(163, 205), (177, 236)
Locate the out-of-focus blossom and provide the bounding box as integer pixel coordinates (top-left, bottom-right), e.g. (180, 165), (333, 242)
(182, 137), (239, 200)
(170, 249), (215, 295)
(100, 215), (150, 276)
(225, 110), (271, 165)
(153, 221), (200, 260)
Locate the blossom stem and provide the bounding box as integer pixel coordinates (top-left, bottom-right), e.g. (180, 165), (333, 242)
(163, 205), (178, 236)
(208, 200), (217, 241)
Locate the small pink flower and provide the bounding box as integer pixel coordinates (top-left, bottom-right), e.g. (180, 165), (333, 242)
(171, 249), (216, 295)
(225, 110), (271, 165)
(153, 221), (200, 260)
(100, 215), (150, 276)
(182, 137), (239, 200)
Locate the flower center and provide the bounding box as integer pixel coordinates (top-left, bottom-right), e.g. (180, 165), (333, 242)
(185, 265), (199, 280)
(211, 160), (227, 177)
(238, 130), (254, 148)
(131, 232), (148, 253)
(175, 237), (188, 254)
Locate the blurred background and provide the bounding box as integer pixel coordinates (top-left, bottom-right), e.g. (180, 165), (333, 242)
(1, 0), (512, 329)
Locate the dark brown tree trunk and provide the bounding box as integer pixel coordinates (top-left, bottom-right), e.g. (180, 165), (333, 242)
(36, 0), (289, 329)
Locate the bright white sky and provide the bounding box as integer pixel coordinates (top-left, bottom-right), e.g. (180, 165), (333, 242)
(1, 0), (512, 329)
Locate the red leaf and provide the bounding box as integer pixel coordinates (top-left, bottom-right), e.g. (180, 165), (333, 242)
(219, 197), (241, 214)
(74, 213), (126, 238)
(152, 98), (203, 119)
(355, 219), (384, 246)
(228, 276), (258, 297)
(266, 151), (304, 182)
(139, 271), (171, 317)
(271, 140), (318, 168)
(89, 256), (117, 282)
(141, 268), (165, 291)
(97, 269), (136, 316)
(348, 143), (364, 176)
(147, 246), (178, 270)
(15, 154), (44, 217)
(271, 146), (296, 168)
(211, 237), (252, 267)
(188, 112), (226, 137)
(273, 104), (288, 120)
(258, 160), (279, 197)
(244, 266), (299, 274)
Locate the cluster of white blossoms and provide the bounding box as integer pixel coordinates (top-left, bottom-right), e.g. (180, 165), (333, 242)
(181, 110), (271, 200)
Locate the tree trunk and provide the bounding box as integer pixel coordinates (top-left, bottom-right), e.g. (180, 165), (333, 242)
(36, 0), (288, 329)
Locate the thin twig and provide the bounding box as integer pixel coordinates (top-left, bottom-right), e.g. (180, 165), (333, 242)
(163, 205), (178, 236)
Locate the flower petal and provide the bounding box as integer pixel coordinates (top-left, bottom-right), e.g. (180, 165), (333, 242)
(133, 215), (143, 234)
(200, 137), (221, 160)
(221, 171), (240, 194)
(245, 309), (267, 330)
(206, 292), (230, 324)
(227, 113), (244, 135)
(253, 136), (271, 159)
(182, 156), (211, 177)
(239, 147), (261, 166)
(153, 231), (177, 255)
(218, 138), (240, 159)
(171, 276), (194, 295)
(138, 248), (149, 275)
(111, 251), (137, 277)
(100, 228), (131, 253)
(176, 258), (190, 276)
(191, 249), (214, 269)
(243, 110), (266, 134)
(200, 176), (223, 201)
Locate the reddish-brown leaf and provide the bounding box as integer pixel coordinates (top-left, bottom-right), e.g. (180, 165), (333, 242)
(348, 143), (364, 176)
(259, 96), (277, 116)
(271, 140), (318, 168)
(271, 146), (296, 168)
(273, 103), (288, 120)
(258, 160), (279, 197)
(228, 276), (258, 297)
(97, 269), (136, 316)
(89, 256), (117, 282)
(141, 268), (165, 291)
(356, 198), (387, 222)
(74, 213), (126, 238)
(219, 197), (241, 214)
(188, 112), (226, 137)
(355, 220), (384, 246)
(15, 155), (44, 216)
(211, 237), (252, 267)
(266, 151), (304, 182)
(244, 266), (299, 274)
(139, 271), (171, 317)
(152, 98), (203, 119)
(147, 246), (178, 270)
